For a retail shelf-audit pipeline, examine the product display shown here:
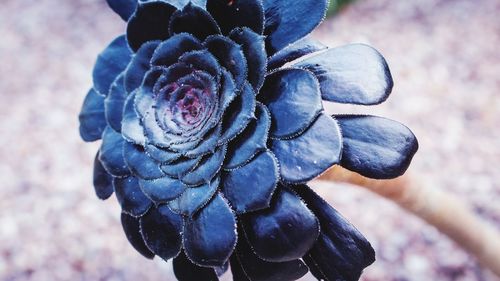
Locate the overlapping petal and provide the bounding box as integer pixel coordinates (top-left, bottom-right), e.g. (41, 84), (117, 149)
(79, 89), (106, 142)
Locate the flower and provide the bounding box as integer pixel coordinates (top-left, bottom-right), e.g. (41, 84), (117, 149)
(79, 0), (418, 280)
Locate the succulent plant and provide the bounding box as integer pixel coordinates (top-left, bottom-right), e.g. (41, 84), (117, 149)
(79, 0), (418, 280)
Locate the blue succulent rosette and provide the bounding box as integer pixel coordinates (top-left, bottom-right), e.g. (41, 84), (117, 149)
(79, 0), (418, 280)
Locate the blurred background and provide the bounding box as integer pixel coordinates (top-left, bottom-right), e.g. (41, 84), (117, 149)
(1, 0), (499, 280)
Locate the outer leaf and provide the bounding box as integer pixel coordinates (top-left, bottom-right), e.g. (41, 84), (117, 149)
(124, 40), (160, 93)
(183, 193), (237, 267)
(140, 205), (183, 261)
(181, 145), (226, 186)
(222, 151), (278, 214)
(335, 115), (418, 179)
(138, 176), (186, 204)
(127, 1), (177, 51)
(263, 0), (328, 54)
(168, 177), (219, 217)
(173, 251), (219, 281)
(92, 153), (114, 200)
(295, 185), (375, 281)
(106, 0), (137, 21)
(104, 74), (127, 132)
(296, 44), (394, 105)
(151, 33), (202, 67)
(207, 0), (265, 35)
(99, 126), (129, 177)
(121, 212), (155, 259)
(230, 225), (309, 281)
(242, 187), (319, 262)
(92, 35), (132, 96)
(260, 68), (322, 139)
(271, 114), (342, 184)
(123, 141), (165, 180)
(114, 176), (153, 217)
(79, 89), (107, 142)
(268, 37), (327, 70)
(169, 3), (221, 40)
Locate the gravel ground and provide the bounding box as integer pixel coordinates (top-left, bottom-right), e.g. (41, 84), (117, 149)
(0, 0), (499, 280)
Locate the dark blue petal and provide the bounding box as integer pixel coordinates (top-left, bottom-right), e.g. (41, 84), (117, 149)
(218, 83), (256, 145)
(229, 27), (267, 92)
(121, 92), (146, 145)
(225, 103), (269, 169)
(207, 0), (264, 35)
(181, 145), (226, 186)
(296, 44), (394, 105)
(271, 114), (342, 184)
(104, 74), (127, 132)
(260, 68), (322, 139)
(121, 212), (155, 259)
(93, 35), (132, 96)
(168, 177), (219, 216)
(138, 176), (186, 204)
(93, 153), (114, 200)
(173, 251), (219, 281)
(79, 89), (107, 142)
(242, 187), (319, 262)
(106, 0), (137, 21)
(222, 151), (278, 214)
(161, 156), (201, 179)
(263, 0), (328, 54)
(123, 141), (165, 180)
(151, 33), (202, 67)
(295, 185), (375, 281)
(335, 115), (418, 179)
(205, 35), (247, 91)
(184, 125), (221, 158)
(99, 126), (129, 177)
(268, 37), (327, 70)
(179, 50), (221, 83)
(124, 41), (161, 93)
(127, 1), (177, 51)
(139, 205), (183, 261)
(183, 193), (237, 267)
(230, 225), (309, 281)
(219, 69), (237, 112)
(114, 176), (153, 217)
(169, 3), (221, 40)
(145, 144), (182, 164)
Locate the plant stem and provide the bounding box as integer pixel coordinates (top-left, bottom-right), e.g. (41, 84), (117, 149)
(318, 166), (500, 277)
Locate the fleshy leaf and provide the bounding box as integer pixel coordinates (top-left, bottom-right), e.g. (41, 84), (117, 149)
(93, 35), (132, 96)
(169, 3), (221, 40)
(218, 82), (256, 145)
(219, 69), (237, 112)
(124, 40), (160, 93)
(263, 0), (328, 54)
(260, 68), (322, 139)
(230, 225), (309, 281)
(207, 0), (264, 35)
(183, 193), (237, 267)
(151, 33), (202, 67)
(114, 176), (153, 217)
(205, 35), (247, 91)
(295, 185), (376, 281)
(181, 145), (226, 186)
(99, 126), (129, 177)
(145, 144), (182, 164)
(79, 89), (107, 142)
(173, 251), (219, 281)
(229, 27), (267, 92)
(139, 176), (186, 204)
(120, 212), (155, 259)
(127, 1), (177, 51)
(271, 114), (342, 184)
(179, 50), (221, 83)
(140, 205), (183, 261)
(242, 187), (319, 262)
(121, 92), (146, 145)
(106, 0), (137, 21)
(123, 141), (165, 180)
(161, 156), (201, 179)
(296, 44), (394, 105)
(268, 37), (327, 70)
(168, 177), (219, 217)
(93, 153), (114, 200)
(335, 115), (418, 179)
(104, 74), (127, 132)
(222, 151), (278, 214)
(225, 103), (270, 169)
